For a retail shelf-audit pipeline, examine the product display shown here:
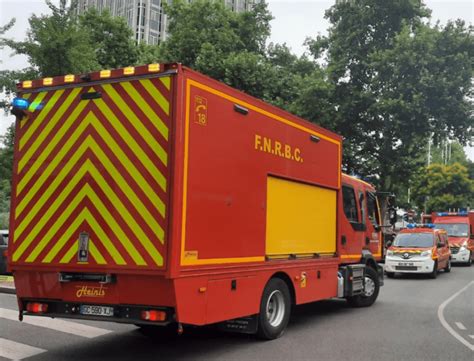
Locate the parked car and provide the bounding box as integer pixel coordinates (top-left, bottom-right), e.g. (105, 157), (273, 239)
(0, 230), (8, 274)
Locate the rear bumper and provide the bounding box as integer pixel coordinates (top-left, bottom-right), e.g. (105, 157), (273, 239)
(384, 257), (435, 274)
(19, 298), (174, 325)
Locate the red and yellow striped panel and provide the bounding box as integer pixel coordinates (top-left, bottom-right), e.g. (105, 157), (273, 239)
(10, 76), (172, 270)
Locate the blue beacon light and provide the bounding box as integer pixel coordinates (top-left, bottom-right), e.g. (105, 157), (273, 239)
(12, 97), (30, 110)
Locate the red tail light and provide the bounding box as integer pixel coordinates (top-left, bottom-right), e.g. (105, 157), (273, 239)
(26, 302), (48, 313)
(141, 310), (166, 322)
(2, 250), (7, 257)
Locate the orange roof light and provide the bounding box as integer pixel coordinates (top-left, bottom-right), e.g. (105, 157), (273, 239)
(43, 78), (53, 86)
(148, 63), (160, 72)
(100, 70), (111, 78)
(123, 66), (135, 75)
(64, 74), (75, 83)
(23, 80), (33, 88)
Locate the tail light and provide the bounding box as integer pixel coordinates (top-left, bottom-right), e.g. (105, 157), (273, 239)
(3, 250), (7, 257)
(26, 302), (48, 313)
(141, 310), (166, 322)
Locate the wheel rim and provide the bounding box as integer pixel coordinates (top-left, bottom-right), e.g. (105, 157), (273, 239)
(364, 276), (375, 297)
(266, 290), (285, 327)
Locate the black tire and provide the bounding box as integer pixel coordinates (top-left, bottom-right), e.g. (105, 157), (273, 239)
(444, 259), (451, 273)
(386, 272), (395, 278)
(347, 267), (380, 308)
(466, 251), (472, 267)
(429, 261), (438, 279)
(256, 278), (291, 340)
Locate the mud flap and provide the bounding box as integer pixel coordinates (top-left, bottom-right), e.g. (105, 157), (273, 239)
(218, 315), (258, 334)
(376, 264), (384, 286)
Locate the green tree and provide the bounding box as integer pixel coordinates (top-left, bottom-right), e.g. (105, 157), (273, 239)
(305, 0), (473, 192)
(0, 124), (15, 229)
(412, 162), (473, 212)
(3, 0), (99, 77)
(78, 8), (139, 69)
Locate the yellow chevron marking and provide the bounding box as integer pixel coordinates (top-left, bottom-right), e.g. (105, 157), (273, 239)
(103, 83), (169, 149)
(39, 208), (126, 265)
(18, 88), (85, 174)
(15, 118), (90, 215)
(22, 93), (32, 100)
(16, 114), (165, 220)
(94, 99), (167, 191)
(60, 243), (77, 264)
(89, 241), (106, 265)
(120, 80), (169, 132)
(27, 91), (47, 112)
(139, 79), (170, 116)
(19, 89), (68, 151)
(160, 76), (171, 90)
(16, 159), (162, 265)
(15, 180), (147, 265)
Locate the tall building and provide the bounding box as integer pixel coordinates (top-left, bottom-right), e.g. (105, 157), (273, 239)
(76, 0), (264, 45)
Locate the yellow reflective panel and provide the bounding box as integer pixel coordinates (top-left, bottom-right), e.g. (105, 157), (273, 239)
(64, 74), (75, 83)
(23, 81), (32, 88)
(43, 78), (53, 86)
(123, 67), (135, 75)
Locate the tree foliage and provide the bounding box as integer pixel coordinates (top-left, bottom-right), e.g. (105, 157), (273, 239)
(305, 0), (473, 192)
(412, 163), (473, 212)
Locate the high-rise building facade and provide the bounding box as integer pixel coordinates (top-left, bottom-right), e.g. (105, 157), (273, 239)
(76, 0), (264, 45)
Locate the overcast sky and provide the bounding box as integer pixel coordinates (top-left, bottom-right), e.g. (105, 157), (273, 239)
(0, 0), (473, 159)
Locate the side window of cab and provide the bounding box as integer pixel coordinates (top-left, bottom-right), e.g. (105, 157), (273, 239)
(342, 185), (359, 223)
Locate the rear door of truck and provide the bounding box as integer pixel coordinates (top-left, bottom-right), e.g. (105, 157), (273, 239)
(9, 66), (173, 274)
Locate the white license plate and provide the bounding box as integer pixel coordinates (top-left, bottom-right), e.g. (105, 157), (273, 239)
(80, 305), (114, 317)
(398, 262), (414, 266)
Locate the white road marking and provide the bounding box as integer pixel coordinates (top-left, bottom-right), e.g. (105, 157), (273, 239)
(0, 307), (111, 338)
(437, 281), (474, 351)
(0, 337), (46, 360)
(456, 322), (467, 331)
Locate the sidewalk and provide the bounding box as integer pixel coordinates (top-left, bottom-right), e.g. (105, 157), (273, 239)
(0, 275), (15, 294)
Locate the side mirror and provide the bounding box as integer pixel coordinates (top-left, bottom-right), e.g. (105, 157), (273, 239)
(388, 208), (397, 225)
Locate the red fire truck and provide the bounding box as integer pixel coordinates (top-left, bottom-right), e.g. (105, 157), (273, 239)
(8, 64), (384, 339)
(431, 211), (474, 266)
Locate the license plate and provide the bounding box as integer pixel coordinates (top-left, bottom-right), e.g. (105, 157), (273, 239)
(80, 305), (114, 317)
(398, 262), (414, 267)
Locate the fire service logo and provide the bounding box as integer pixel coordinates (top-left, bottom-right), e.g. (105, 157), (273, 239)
(76, 285), (107, 298)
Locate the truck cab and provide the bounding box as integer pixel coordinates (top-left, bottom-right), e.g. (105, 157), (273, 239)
(432, 211), (474, 266)
(384, 225), (451, 278)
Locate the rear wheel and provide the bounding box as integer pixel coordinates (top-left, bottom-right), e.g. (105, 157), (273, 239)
(257, 278), (291, 340)
(429, 261), (438, 279)
(444, 259), (451, 273)
(347, 267), (380, 308)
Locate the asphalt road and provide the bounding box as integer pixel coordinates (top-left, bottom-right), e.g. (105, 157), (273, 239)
(0, 266), (473, 361)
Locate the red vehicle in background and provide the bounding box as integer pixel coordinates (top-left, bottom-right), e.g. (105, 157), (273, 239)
(431, 211), (474, 266)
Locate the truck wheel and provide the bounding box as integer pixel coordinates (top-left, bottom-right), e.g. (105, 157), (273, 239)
(429, 261), (438, 279)
(347, 267), (380, 308)
(257, 278), (291, 340)
(444, 259), (451, 273)
(385, 272), (395, 278)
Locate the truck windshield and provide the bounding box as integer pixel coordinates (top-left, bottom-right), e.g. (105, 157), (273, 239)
(434, 223), (469, 237)
(393, 233), (434, 248)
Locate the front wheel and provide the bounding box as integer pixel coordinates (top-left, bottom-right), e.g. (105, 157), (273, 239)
(444, 259), (451, 273)
(257, 278), (291, 340)
(466, 251), (472, 267)
(429, 261), (438, 279)
(347, 267), (380, 308)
